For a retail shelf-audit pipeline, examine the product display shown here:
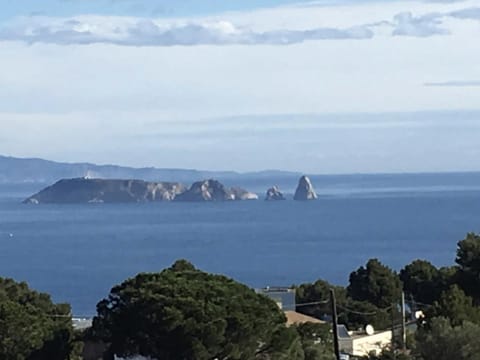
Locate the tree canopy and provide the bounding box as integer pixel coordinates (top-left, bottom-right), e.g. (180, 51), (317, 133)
(347, 259), (402, 309)
(0, 277), (80, 360)
(92, 260), (303, 360)
(456, 232), (480, 303)
(415, 317), (480, 360)
(294, 322), (335, 360)
(428, 285), (480, 326)
(296, 261), (398, 330)
(400, 260), (442, 304)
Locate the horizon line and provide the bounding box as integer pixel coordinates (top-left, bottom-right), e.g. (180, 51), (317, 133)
(2, 154), (480, 179)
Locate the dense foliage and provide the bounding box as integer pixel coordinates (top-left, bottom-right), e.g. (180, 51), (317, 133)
(415, 316), (480, 360)
(294, 322), (335, 360)
(0, 277), (81, 360)
(297, 233), (480, 359)
(92, 260), (304, 360)
(296, 259), (398, 330)
(348, 259), (402, 309)
(456, 232), (480, 303)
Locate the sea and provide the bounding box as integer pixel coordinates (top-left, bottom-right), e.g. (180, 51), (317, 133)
(1, 172), (480, 316)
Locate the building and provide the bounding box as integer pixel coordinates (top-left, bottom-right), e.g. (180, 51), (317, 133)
(72, 317), (93, 331)
(338, 325), (392, 357)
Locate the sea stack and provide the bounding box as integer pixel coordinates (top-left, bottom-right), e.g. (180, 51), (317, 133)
(293, 175), (318, 200)
(265, 186), (285, 201)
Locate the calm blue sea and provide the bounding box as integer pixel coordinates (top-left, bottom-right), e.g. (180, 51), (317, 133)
(1, 173), (480, 316)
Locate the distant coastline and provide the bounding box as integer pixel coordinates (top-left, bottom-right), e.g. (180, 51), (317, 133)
(2, 154), (480, 186)
(4, 154), (480, 201)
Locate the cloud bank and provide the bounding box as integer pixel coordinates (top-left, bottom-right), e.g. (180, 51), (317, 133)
(449, 7), (480, 19)
(0, 17), (373, 46)
(0, 4), (479, 46)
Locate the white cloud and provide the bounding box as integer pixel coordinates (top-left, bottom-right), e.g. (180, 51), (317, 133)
(449, 7), (480, 19)
(0, 1), (479, 47)
(391, 12), (449, 36)
(0, 16), (374, 47)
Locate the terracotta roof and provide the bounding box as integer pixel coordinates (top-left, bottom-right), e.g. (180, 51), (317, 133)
(284, 311), (326, 326)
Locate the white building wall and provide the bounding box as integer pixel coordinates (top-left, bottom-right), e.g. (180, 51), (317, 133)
(351, 331), (392, 357)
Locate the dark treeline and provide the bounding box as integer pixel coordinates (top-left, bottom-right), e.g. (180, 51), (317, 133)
(1, 233), (480, 359)
(296, 233), (480, 329)
(295, 232), (480, 359)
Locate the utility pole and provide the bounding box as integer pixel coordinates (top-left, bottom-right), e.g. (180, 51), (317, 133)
(330, 289), (341, 360)
(391, 301), (396, 360)
(401, 291), (407, 352)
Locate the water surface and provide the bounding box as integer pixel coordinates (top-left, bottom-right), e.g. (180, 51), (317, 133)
(0, 174), (479, 315)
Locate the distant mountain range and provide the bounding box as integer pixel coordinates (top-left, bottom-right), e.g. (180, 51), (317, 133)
(0, 155), (300, 185)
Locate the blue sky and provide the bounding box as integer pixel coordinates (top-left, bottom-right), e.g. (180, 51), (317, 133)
(1, 0), (320, 19)
(0, 0), (479, 173)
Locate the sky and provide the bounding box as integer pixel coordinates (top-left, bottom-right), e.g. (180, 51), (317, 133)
(0, 0), (479, 174)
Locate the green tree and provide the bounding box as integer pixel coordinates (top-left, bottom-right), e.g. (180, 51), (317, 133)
(456, 232), (480, 303)
(415, 317), (480, 360)
(295, 280), (346, 320)
(339, 299), (392, 330)
(400, 260), (441, 304)
(428, 285), (480, 326)
(0, 277), (80, 360)
(348, 259), (402, 309)
(294, 322), (334, 360)
(363, 349), (413, 360)
(296, 279), (391, 330)
(93, 260), (303, 360)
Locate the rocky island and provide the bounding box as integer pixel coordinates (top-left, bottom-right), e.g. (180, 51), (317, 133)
(231, 187), (259, 200)
(265, 186), (286, 201)
(23, 176), (317, 204)
(293, 175), (318, 200)
(174, 179), (234, 202)
(24, 178), (259, 204)
(174, 180), (259, 202)
(23, 178), (186, 204)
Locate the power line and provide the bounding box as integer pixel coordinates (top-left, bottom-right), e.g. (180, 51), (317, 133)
(337, 304), (392, 316)
(295, 299), (330, 307)
(411, 300), (433, 308)
(337, 305), (378, 316)
(293, 298), (394, 316)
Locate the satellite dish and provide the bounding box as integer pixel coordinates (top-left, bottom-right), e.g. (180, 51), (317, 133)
(365, 324), (375, 335)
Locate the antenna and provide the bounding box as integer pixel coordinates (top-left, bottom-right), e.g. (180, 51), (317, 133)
(365, 324), (375, 336)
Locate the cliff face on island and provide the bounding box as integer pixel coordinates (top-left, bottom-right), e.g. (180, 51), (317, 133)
(23, 178), (260, 204)
(23, 178), (186, 204)
(293, 176), (318, 200)
(174, 180), (259, 202)
(231, 187), (259, 200)
(174, 179), (234, 202)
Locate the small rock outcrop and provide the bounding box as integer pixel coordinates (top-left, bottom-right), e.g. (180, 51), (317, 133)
(265, 186), (285, 201)
(174, 179), (235, 202)
(293, 175), (318, 200)
(231, 187), (259, 200)
(23, 178), (186, 204)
